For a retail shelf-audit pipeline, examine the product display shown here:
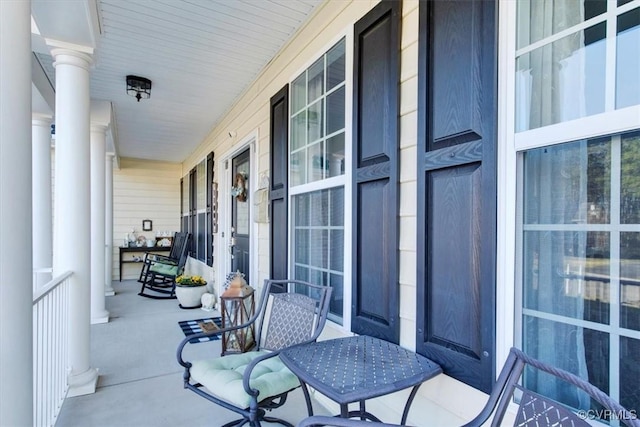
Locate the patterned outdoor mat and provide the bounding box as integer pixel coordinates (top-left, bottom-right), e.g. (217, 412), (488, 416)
(178, 317), (222, 343)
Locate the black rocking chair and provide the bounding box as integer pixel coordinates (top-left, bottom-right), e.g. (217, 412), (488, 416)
(138, 231), (190, 299)
(297, 347), (640, 427)
(177, 279), (332, 427)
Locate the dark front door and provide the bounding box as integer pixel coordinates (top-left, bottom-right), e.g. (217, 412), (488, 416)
(231, 148), (250, 284)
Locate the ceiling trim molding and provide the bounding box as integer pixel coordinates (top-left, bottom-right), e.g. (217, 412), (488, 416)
(32, 54), (55, 114)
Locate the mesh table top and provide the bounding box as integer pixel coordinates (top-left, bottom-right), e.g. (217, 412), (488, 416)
(280, 335), (442, 404)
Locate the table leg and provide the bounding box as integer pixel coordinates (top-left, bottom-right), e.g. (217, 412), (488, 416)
(343, 403), (381, 423)
(401, 385), (422, 425)
(359, 401), (366, 420)
(340, 404), (349, 418)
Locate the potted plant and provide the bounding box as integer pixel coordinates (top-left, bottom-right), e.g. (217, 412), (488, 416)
(175, 275), (208, 309)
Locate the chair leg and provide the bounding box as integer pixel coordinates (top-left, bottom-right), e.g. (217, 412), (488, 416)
(262, 416), (293, 427)
(221, 420), (249, 427)
(137, 262), (148, 283)
(299, 381), (314, 416)
(138, 279), (147, 295)
(138, 273), (177, 300)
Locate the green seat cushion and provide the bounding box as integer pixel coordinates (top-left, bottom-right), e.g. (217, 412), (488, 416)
(149, 262), (178, 276)
(190, 350), (300, 409)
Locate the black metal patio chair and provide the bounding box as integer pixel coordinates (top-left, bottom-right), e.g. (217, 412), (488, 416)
(297, 347), (640, 427)
(298, 417), (403, 427)
(177, 279), (332, 427)
(138, 231), (190, 299)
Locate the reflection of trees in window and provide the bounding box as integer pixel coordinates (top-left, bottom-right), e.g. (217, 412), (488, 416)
(622, 132), (640, 224)
(586, 140), (610, 224)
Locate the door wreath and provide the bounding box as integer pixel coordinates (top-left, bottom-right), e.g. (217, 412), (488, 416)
(231, 172), (247, 202)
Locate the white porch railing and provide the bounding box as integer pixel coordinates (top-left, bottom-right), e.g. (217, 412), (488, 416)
(32, 271), (72, 427)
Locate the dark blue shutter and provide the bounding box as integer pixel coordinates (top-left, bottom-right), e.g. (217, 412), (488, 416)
(189, 167), (197, 258)
(270, 85), (289, 282)
(206, 151), (214, 266)
(351, 1), (401, 344)
(416, 0), (498, 393)
(180, 178), (188, 233)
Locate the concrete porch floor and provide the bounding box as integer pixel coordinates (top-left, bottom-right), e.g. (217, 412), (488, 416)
(56, 279), (330, 427)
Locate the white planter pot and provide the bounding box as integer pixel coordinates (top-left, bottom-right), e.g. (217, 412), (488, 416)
(175, 284), (207, 309)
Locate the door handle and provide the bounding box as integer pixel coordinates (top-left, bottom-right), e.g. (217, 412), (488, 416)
(229, 237), (236, 257)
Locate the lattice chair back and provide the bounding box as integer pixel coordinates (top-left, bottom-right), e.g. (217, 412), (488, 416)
(256, 280), (329, 352)
(463, 347), (640, 427)
(259, 293), (317, 351)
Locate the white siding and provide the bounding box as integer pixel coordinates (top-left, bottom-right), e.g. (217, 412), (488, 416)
(181, 0), (491, 423)
(112, 158), (181, 280)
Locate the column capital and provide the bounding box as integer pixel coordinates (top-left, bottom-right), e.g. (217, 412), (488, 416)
(90, 123), (108, 134)
(106, 152), (116, 159)
(50, 48), (93, 71)
(32, 115), (53, 128)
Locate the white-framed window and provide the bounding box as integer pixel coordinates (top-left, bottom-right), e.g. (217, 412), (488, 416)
(518, 130), (640, 413)
(196, 159), (206, 213)
(181, 175), (190, 217)
(507, 0), (640, 416)
(515, 0), (640, 133)
(289, 37), (348, 325)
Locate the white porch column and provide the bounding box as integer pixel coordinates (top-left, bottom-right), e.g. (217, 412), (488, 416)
(105, 153), (115, 296)
(51, 47), (98, 396)
(90, 125), (109, 324)
(32, 115), (53, 287)
(0, 0), (34, 425)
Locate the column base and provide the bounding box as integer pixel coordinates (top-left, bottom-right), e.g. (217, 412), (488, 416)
(91, 310), (109, 324)
(67, 367), (99, 397)
(104, 288), (115, 297)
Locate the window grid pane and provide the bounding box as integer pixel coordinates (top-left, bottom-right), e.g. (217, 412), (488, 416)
(516, 4), (639, 133)
(616, 8), (640, 109)
(292, 188), (344, 322)
(289, 38), (346, 187)
(516, 23), (607, 132)
(520, 131), (640, 413)
(196, 160), (206, 209)
(516, 1), (608, 49)
(182, 177), (189, 214)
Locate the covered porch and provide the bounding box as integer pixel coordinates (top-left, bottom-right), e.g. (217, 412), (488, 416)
(54, 279), (331, 426)
(2, 0), (639, 425)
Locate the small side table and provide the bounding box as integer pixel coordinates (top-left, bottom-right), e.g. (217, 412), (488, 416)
(280, 335), (442, 424)
(118, 246), (170, 281)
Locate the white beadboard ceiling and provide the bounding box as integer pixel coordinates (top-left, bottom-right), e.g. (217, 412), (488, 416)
(32, 0), (323, 163)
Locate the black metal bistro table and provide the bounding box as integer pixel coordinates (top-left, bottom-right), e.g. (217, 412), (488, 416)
(280, 335), (442, 425)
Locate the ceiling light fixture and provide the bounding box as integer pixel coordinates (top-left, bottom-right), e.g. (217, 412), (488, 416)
(126, 75), (152, 102)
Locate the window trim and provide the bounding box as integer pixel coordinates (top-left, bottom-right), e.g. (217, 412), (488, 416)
(500, 0), (640, 405)
(515, 105), (640, 151)
(286, 28), (354, 332)
(496, 0), (519, 374)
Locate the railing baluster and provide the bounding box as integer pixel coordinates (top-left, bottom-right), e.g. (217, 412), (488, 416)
(47, 295), (52, 424)
(32, 271), (73, 427)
